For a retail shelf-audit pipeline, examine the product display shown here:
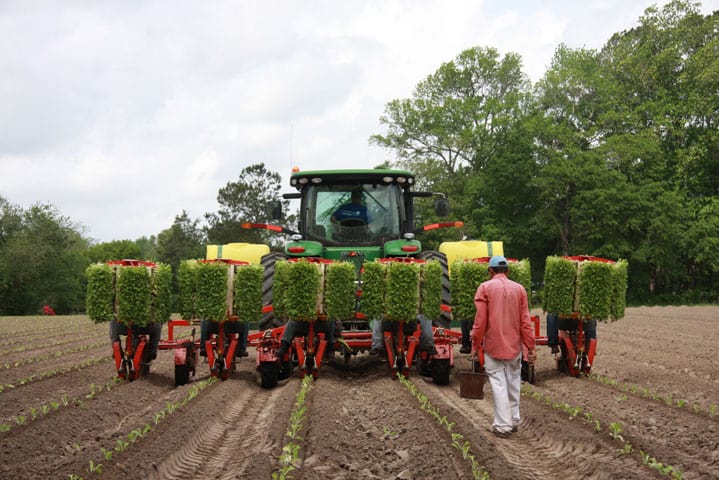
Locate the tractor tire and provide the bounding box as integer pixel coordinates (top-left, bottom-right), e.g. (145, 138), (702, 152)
(175, 363), (190, 386)
(417, 251), (451, 328)
(260, 361), (279, 388)
(432, 358), (451, 385)
(259, 252), (288, 331)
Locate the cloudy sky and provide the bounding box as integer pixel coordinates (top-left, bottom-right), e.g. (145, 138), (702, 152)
(2, 0), (717, 243)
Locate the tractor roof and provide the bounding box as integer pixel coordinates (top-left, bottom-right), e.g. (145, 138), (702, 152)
(289, 169), (415, 189)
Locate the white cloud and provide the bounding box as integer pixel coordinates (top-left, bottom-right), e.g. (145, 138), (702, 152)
(1, 0), (717, 242)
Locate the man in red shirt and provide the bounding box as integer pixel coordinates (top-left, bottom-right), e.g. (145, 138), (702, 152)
(472, 255), (536, 437)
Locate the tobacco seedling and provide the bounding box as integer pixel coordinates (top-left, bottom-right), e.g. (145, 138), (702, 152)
(87, 460), (102, 474)
(114, 439), (129, 452)
(101, 448), (113, 461)
(608, 422), (624, 442)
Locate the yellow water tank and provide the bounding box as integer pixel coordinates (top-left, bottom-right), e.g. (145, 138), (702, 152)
(439, 240), (504, 271)
(206, 243), (270, 265)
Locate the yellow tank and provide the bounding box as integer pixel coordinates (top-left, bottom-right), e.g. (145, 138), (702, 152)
(439, 240), (504, 271)
(205, 243), (270, 265)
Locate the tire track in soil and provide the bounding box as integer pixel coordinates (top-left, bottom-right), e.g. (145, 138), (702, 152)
(420, 373), (652, 480)
(147, 377), (296, 480)
(297, 363), (473, 480)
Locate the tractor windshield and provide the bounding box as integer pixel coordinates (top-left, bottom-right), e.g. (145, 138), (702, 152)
(303, 183), (403, 245)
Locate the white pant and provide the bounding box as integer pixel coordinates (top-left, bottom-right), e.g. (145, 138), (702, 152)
(484, 353), (522, 433)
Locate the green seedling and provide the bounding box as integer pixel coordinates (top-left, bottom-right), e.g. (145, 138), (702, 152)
(382, 426), (398, 438)
(87, 460), (102, 474)
(114, 439), (129, 452)
(618, 442), (633, 455)
(608, 422), (623, 442)
(101, 448), (113, 461)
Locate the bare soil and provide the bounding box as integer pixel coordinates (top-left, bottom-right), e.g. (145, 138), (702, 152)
(0, 306), (717, 479)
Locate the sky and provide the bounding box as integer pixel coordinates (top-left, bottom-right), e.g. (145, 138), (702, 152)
(2, 0), (718, 243)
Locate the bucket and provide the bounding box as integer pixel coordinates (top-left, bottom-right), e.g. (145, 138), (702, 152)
(458, 361), (486, 399)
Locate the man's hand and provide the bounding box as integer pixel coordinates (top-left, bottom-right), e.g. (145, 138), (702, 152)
(526, 349), (537, 365)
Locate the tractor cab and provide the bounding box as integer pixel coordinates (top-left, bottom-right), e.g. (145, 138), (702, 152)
(278, 169), (450, 260)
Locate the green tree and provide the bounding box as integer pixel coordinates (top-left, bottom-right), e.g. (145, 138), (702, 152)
(135, 235), (158, 261)
(371, 46), (533, 244)
(0, 202), (89, 314)
(156, 211), (206, 307)
(87, 239), (141, 263)
(156, 210), (205, 271)
(204, 163), (292, 246)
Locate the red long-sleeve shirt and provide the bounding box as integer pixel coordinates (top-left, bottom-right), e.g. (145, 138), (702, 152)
(472, 273), (535, 360)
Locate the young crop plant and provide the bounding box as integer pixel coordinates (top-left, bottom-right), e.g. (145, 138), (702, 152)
(285, 260), (321, 321)
(543, 256), (577, 315)
(117, 266), (152, 326)
(196, 262), (229, 322)
(420, 260), (442, 321)
(273, 375), (313, 480)
(576, 261), (613, 320)
(150, 263), (173, 324)
(610, 259), (628, 320)
(85, 263), (115, 323)
(385, 261), (420, 322)
(234, 264), (264, 323)
(324, 261), (357, 321)
(75, 377), (217, 480)
(178, 260), (199, 320)
(398, 374), (490, 480)
(271, 260), (291, 321)
(507, 259), (532, 305)
(360, 261), (385, 320)
(451, 260), (490, 322)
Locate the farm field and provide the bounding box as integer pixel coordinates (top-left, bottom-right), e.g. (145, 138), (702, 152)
(0, 306), (717, 479)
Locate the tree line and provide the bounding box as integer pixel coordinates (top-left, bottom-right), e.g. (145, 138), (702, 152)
(372, 1), (718, 305)
(0, 163), (289, 315)
(1, 1), (716, 314)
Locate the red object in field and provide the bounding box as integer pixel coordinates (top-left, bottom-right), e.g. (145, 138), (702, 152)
(42, 305), (56, 315)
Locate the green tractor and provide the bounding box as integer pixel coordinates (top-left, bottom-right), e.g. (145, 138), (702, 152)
(249, 168), (460, 331)
(233, 168), (504, 385)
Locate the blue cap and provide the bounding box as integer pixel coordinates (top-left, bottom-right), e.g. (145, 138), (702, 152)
(488, 255), (508, 268)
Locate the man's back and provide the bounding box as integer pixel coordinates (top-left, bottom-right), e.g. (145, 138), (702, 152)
(474, 273), (533, 359)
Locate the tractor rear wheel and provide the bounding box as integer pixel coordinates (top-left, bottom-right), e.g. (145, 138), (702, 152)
(175, 364), (190, 386)
(260, 361), (279, 388)
(432, 358), (451, 385)
(417, 251), (451, 328)
(260, 252), (288, 331)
